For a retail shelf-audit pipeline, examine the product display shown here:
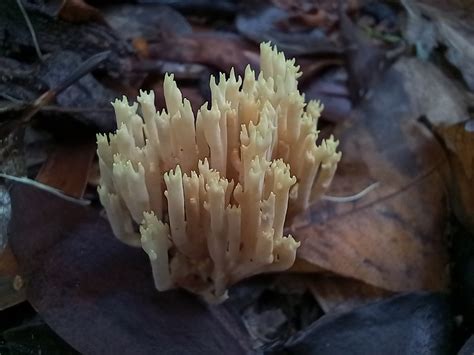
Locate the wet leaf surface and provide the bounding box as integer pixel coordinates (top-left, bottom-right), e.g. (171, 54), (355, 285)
(9, 184), (252, 355)
(281, 292), (453, 355)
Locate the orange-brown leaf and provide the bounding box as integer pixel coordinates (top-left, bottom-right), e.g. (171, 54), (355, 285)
(290, 62), (450, 292)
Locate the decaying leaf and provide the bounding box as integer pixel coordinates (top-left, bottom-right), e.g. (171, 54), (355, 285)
(282, 292), (453, 355)
(1, 315), (79, 355)
(35, 139), (96, 199)
(398, 58), (472, 126)
(236, 2), (341, 56)
(9, 184), (252, 355)
(290, 58), (450, 292)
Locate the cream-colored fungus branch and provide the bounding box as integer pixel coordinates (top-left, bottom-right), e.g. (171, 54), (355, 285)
(97, 42), (341, 302)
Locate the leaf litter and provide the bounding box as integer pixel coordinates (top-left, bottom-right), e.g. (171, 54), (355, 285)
(1, 0), (473, 353)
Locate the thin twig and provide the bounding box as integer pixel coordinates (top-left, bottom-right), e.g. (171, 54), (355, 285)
(15, 0), (43, 61)
(322, 182), (380, 203)
(0, 173), (91, 206)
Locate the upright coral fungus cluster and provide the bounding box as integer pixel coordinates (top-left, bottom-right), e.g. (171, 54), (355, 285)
(97, 43), (341, 302)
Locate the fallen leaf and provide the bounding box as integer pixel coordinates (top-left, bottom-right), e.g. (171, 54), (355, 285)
(290, 58), (450, 292)
(144, 0), (238, 17)
(103, 4), (192, 41)
(403, 0), (474, 91)
(0, 0), (131, 75)
(148, 32), (258, 74)
(398, 58), (472, 126)
(0, 51), (118, 134)
(282, 292), (453, 355)
(308, 276), (392, 314)
(231, 275), (322, 349)
(37, 51), (117, 133)
(8, 184), (252, 355)
(0, 130), (96, 313)
(236, 3), (341, 56)
(35, 139), (96, 199)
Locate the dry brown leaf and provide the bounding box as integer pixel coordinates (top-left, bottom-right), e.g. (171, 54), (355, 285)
(289, 60), (450, 292)
(438, 121), (474, 232)
(36, 139), (96, 199)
